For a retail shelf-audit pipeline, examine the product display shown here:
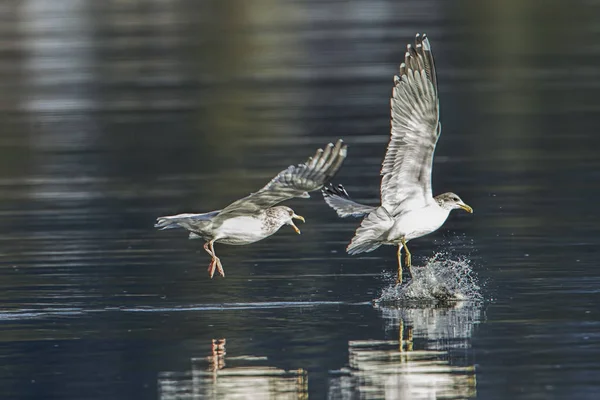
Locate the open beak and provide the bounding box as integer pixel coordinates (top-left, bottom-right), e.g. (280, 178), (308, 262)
(290, 214), (305, 234)
(292, 214), (305, 223)
(458, 202), (473, 214)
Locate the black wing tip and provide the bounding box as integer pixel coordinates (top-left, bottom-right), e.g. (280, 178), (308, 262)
(311, 139), (346, 164)
(318, 139), (347, 174)
(317, 139), (348, 156)
(328, 138), (345, 145)
(417, 33), (431, 51)
(322, 183), (350, 199)
(286, 139), (348, 192)
(339, 142), (348, 158)
(396, 32), (436, 87)
(328, 139), (346, 152)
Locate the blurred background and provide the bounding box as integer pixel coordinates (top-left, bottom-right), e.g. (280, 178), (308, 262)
(0, 0), (600, 399)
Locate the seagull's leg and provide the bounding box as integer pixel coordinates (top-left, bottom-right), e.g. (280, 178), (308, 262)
(208, 240), (225, 278)
(204, 242), (217, 278)
(396, 245), (403, 285)
(401, 238), (413, 282)
(204, 242), (213, 256)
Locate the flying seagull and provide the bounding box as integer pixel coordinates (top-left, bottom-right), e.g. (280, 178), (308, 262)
(322, 34), (472, 284)
(156, 140), (347, 278)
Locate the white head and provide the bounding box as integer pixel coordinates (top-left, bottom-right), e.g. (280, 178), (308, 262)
(434, 192), (473, 213)
(267, 206), (305, 234)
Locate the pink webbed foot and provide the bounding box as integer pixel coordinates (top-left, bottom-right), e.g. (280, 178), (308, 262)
(208, 258), (217, 279)
(215, 257), (225, 277)
(207, 257), (224, 279)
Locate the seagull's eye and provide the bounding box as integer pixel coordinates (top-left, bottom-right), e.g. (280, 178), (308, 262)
(289, 211), (294, 216)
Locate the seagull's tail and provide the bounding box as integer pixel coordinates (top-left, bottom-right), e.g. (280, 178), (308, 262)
(155, 213), (196, 230)
(155, 215), (185, 230)
(154, 211), (219, 231)
(322, 184), (376, 218)
(346, 207), (395, 255)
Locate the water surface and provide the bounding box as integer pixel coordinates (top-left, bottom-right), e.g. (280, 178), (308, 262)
(1, 0), (600, 399)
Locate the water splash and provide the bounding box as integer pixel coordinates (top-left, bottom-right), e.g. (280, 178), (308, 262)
(375, 252), (482, 304)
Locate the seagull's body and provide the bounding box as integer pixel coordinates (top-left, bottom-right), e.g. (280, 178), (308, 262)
(322, 34), (472, 284)
(387, 203), (450, 242)
(161, 207), (299, 246)
(212, 213), (277, 245)
(156, 140), (347, 278)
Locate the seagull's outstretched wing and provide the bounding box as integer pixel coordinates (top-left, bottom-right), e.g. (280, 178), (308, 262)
(215, 140), (347, 219)
(380, 33), (440, 215)
(322, 184), (376, 218)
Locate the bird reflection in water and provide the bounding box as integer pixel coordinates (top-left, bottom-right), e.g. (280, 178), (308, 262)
(207, 338), (226, 375)
(158, 338), (308, 399)
(328, 302), (481, 399)
(398, 319), (413, 352)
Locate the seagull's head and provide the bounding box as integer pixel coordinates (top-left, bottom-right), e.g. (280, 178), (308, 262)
(272, 206), (305, 234)
(435, 192), (473, 214)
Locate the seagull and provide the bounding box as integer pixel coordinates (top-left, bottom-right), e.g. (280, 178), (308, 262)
(322, 34), (473, 284)
(156, 140), (347, 278)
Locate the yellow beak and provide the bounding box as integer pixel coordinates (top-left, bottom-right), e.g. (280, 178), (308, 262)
(291, 214), (304, 234)
(459, 202), (473, 214)
(292, 214), (305, 223)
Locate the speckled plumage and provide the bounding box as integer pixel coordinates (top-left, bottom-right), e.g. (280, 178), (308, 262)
(156, 140), (347, 279)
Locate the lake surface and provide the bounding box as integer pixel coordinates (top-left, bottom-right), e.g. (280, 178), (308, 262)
(1, 0), (600, 399)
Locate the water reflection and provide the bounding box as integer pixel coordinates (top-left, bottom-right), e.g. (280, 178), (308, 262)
(158, 338), (308, 399)
(329, 302), (481, 399)
(1, 0), (599, 398)
(378, 301), (482, 349)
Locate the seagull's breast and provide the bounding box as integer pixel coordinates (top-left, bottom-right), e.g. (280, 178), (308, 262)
(215, 215), (278, 245)
(388, 204), (450, 242)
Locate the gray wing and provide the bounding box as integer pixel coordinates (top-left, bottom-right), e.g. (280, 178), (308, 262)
(215, 140), (347, 219)
(380, 33), (440, 215)
(322, 184), (376, 218)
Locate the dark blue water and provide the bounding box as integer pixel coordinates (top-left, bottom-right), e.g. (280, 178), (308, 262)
(1, 0), (600, 399)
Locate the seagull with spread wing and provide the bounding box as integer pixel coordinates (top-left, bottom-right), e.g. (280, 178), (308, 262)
(322, 34), (472, 284)
(156, 140), (347, 278)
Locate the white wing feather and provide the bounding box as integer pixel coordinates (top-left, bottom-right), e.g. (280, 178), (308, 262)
(380, 34), (440, 215)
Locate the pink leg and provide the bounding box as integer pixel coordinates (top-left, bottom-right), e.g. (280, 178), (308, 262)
(204, 242), (213, 256)
(208, 240), (225, 277)
(207, 259), (217, 278)
(204, 242), (218, 278)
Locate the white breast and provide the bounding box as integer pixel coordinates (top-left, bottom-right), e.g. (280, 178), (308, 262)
(216, 215), (275, 245)
(388, 204), (450, 242)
